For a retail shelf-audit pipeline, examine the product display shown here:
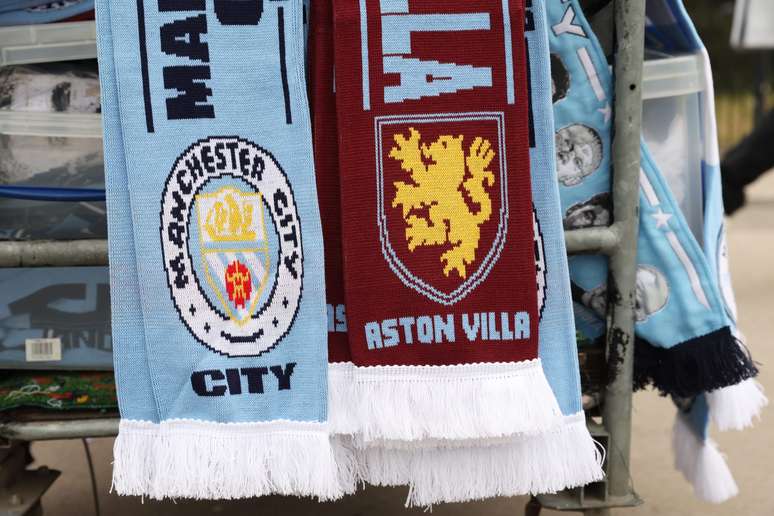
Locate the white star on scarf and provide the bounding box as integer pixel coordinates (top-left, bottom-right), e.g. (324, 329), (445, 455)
(652, 208), (672, 228)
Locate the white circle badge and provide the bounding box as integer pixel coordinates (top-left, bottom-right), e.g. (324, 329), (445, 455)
(160, 136), (303, 357)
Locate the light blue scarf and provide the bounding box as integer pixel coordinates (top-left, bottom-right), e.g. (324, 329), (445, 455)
(547, 0), (756, 399)
(645, 0), (766, 502)
(548, 0), (763, 503)
(97, 0), (345, 499)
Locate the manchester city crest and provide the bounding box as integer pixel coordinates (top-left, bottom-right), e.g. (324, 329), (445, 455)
(160, 136), (303, 357)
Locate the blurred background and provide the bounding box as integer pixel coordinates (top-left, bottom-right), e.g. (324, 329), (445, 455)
(685, 0), (772, 152)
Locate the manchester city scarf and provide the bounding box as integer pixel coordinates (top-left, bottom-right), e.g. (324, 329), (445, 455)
(95, 0), (159, 494)
(0, 0), (94, 26)
(550, 0), (761, 503)
(645, 0), (766, 502)
(99, 0), (344, 499)
(548, 0), (757, 400)
(332, 0), (563, 448)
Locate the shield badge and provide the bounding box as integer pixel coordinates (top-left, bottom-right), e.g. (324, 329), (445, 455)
(376, 112), (508, 305)
(195, 186), (270, 325)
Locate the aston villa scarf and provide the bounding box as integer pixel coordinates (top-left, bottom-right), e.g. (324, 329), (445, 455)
(332, 0), (564, 452)
(379, 0), (604, 503)
(308, 0), (358, 438)
(98, 0), (343, 499)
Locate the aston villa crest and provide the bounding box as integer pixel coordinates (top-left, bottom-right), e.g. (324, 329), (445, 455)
(160, 137), (303, 357)
(376, 112), (508, 305)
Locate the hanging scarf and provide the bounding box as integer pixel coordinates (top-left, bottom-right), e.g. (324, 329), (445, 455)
(549, 0), (763, 503)
(95, 0), (159, 494)
(320, 0), (602, 505)
(547, 0), (757, 400)
(98, 0), (345, 499)
(645, 0), (766, 502)
(332, 0), (561, 446)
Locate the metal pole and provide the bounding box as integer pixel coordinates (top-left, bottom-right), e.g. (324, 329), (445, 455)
(0, 419), (119, 441)
(565, 226), (619, 255)
(0, 239), (108, 267)
(602, 0), (645, 506)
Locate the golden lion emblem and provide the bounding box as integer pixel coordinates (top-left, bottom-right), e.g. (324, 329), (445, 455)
(389, 127), (496, 279)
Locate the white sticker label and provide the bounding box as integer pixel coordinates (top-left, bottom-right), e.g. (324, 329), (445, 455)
(25, 338), (62, 362)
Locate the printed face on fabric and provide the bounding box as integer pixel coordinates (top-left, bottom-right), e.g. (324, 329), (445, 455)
(160, 137), (303, 358)
(333, 0), (538, 367)
(555, 124), (603, 187)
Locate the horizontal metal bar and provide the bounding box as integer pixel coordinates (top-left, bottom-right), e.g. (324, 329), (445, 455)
(0, 418), (119, 441)
(0, 239), (108, 267)
(564, 225), (620, 255)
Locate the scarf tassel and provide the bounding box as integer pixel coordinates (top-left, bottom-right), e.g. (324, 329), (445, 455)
(328, 358), (563, 444)
(112, 419), (349, 500)
(672, 412), (739, 504)
(634, 327), (758, 398)
(357, 412), (604, 507)
(706, 378), (768, 431)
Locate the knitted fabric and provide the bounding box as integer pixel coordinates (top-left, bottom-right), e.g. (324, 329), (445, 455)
(331, 0), (562, 445)
(308, 0), (357, 438)
(98, 0), (344, 499)
(307, 1), (602, 505)
(94, 0), (160, 495)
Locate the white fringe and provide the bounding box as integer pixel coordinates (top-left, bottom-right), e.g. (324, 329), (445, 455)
(359, 412), (604, 507)
(707, 378), (768, 431)
(672, 412), (739, 504)
(328, 361), (359, 435)
(350, 359), (563, 444)
(112, 419), (349, 500)
(111, 420), (159, 497)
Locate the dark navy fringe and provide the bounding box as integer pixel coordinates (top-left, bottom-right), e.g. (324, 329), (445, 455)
(633, 327), (758, 398)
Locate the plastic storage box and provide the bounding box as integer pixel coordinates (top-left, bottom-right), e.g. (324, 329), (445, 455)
(0, 266), (112, 370)
(0, 21), (96, 67)
(0, 61), (105, 241)
(641, 52), (705, 243)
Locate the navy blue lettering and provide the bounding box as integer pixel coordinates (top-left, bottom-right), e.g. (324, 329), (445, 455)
(241, 367), (268, 393)
(163, 66), (214, 119)
(270, 363), (296, 390)
(191, 370), (226, 396)
(160, 15), (209, 63)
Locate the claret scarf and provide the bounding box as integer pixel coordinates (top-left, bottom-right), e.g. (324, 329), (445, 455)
(318, 0), (602, 505)
(332, 0), (560, 447)
(98, 0), (344, 499)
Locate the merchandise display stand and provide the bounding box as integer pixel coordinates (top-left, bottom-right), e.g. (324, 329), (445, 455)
(532, 0), (645, 513)
(0, 1), (645, 514)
